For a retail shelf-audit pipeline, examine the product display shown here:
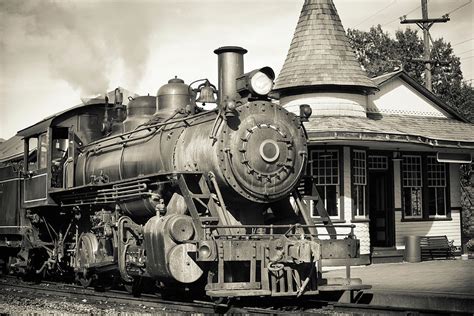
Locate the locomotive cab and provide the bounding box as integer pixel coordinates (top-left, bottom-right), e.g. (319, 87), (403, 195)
(21, 130), (56, 207)
(16, 98), (121, 207)
(21, 127), (72, 196)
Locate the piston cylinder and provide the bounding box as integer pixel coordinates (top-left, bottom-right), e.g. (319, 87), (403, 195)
(144, 214), (202, 283)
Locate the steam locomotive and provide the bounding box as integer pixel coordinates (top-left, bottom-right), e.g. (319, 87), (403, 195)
(0, 47), (367, 299)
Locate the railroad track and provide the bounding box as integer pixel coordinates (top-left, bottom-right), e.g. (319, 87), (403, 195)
(1, 276), (465, 315)
(0, 276), (285, 314)
(325, 301), (469, 315)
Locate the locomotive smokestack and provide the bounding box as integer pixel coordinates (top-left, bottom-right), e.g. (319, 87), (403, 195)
(214, 46), (247, 105)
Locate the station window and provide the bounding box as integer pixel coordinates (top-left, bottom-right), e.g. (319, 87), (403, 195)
(310, 149), (340, 218)
(427, 156), (447, 218)
(352, 150), (367, 218)
(402, 155), (423, 218)
(402, 154), (449, 220)
(368, 155), (388, 170)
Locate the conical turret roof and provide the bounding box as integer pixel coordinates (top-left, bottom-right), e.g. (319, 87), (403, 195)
(274, 0), (377, 92)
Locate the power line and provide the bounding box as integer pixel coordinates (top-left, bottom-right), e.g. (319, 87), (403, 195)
(453, 38), (474, 47)
(446, 0), (472, 15)
(458, 48), (474, 55)
(461, 56), (474, 60)
(354, 0), (397, 28)
(381, 4), (421, 27)
(405, 4), (423, 16)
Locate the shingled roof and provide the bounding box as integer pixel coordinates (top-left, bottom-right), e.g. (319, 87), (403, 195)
(305, 116), (474, 146)
(274, 0), (377, 92)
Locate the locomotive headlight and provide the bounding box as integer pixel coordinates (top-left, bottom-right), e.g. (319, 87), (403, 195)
(250, 71), (273, 95)
(236, 66), (275, 97)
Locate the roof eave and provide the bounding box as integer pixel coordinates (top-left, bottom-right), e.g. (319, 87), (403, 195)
(273, 83), (379, 98)
(306, 130), (474, 150)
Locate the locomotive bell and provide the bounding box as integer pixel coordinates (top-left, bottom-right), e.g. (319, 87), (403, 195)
(196, 80), (217, 104)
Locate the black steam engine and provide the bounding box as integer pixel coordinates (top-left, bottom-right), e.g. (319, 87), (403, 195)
(0, 47), (367, 299)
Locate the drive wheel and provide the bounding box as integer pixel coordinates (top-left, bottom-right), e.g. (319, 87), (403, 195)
(75, 233), (99, 288)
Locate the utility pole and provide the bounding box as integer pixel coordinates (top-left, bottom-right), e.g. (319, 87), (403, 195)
(400, 0), (449, 91)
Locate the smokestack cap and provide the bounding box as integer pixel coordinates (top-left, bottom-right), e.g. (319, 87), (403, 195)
(214, 46), (248, 55)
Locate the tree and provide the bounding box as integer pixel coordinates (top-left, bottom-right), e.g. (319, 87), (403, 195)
(347, 25), (473, 122)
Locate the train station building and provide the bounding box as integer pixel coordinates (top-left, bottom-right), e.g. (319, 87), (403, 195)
(273, 0), (474, 263)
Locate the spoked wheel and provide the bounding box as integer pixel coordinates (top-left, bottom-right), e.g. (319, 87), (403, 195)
(124, 277), (143, 297)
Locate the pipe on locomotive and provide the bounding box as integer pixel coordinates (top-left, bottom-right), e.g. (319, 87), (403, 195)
(214, 46), (248, 105)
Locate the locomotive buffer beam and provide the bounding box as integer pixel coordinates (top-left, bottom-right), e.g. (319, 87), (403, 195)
(197, 223), (363, 298)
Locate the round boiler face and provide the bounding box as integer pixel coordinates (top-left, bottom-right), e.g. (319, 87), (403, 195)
(219, 101), (307, 203)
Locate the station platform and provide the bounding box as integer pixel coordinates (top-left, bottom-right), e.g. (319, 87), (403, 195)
(324, 259), (474, 313)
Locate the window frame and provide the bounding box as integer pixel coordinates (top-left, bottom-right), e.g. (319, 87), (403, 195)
(309, 148), (343, 220)
(368, 155), (389, 171)
(426, 156), (448, 219)
(351, 149), (368, 219)
(26, 136), (39, 172)
(24, 132), (49, 173)
(402, 155), (423, 219)
(400, 152), (451, 222)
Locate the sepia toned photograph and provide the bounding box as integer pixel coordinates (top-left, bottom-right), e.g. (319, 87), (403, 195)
(0, 0), (473, 314)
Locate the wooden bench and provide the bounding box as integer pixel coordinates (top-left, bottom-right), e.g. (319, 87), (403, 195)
(420, 236), (455, 260)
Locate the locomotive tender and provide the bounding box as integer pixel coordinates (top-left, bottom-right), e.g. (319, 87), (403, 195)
(0, 47), (367, 299)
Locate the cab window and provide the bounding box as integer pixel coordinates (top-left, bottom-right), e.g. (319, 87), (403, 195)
(51, 127), (69, 188)
(26, 133), (48, 171)
(38, 133), (48, 170)
(27, 137), (38, 171)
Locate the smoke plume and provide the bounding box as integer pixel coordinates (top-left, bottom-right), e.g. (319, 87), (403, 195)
(0, 0), (154, 95)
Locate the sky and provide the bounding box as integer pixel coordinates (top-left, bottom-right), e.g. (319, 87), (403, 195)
(0, 0), (472, 140)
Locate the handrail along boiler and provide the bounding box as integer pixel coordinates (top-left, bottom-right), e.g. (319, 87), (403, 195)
(0, 46), (368, 299)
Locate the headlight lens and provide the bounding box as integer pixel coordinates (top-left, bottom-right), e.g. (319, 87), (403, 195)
(250, 71), (273, 95)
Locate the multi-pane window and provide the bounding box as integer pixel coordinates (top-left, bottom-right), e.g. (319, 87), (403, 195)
(402, 155), (449, 219)
(368, 155), (388, 170)
(353, 150), (367, 217)
(402, 156), (423, 218)
(310, 150), (339, 218)
(427, 156), (447, 217)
